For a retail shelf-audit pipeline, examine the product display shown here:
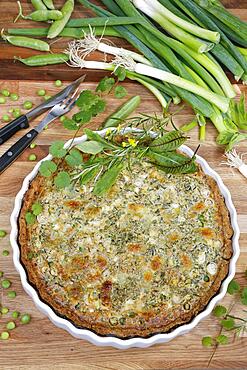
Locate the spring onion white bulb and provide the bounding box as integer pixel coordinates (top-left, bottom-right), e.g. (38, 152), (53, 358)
(222, 149), (247, 178)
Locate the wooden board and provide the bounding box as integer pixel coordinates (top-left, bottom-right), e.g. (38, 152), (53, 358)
(0, 1), (247, 369)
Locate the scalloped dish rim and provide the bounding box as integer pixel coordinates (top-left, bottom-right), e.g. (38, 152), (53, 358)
(10, 127), (240, 349)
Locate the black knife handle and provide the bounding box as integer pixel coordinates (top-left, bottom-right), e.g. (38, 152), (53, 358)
(0, 115), (29, 145)
(0, 129), (38, 174)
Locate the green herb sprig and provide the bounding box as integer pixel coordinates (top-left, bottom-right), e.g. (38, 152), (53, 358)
(202, 274), (247, 366)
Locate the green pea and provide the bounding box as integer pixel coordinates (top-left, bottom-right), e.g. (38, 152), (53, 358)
(60, 115), (66, 122)
(23, 101), (33, 110)
(2, 114), (10, 122)
(1, 89), (10, 97)
(2, 250), (9, 256)
(0, 97), (6, 104)
(28, 154), (37, 161)
(10, 93), (19, 101)
(7, 291), (16, 299)
(44, 95), (51, 101)
(12, 311), (20, 319)
(1, 307), (9, 314)
(12, 110), (22, 118)
(0, 271), (3, 278)
(6, 322), (15, 330)
(21, 314), (31, 324)
(55, 79), (62, 87)
(30, 143), (36, 149)
(0, 230), (6, 237)
(37, 89), (46, 96)
(1, 332), (9, 340)
(2, 279), (11, 289)
(8, 108), (14, 113)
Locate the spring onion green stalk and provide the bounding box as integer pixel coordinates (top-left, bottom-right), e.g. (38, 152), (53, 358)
(138, 0), (220, 43)
(238, 48), (247, 57)
(211, 44), (244, 82)
(77, 0), (216, 118)
(180, 120), (198, 132)
(119, 58), (230, 112)
(67, 16), (143, 27)
(207, 13), (247, 48)
(7, 26), (121, 38)
(172, 40), (236, 98)
(102, 95), (141, 128)
(194, 0), (247, 40)
(116, 0), (214, 53)
(126, 73), (169, 109)
(172, 0), (247, 80)
(66, 43), (229, 113)
(182, 64), (209, 90)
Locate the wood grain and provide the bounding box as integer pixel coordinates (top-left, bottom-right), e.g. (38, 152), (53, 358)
(0, 1), (247, 369)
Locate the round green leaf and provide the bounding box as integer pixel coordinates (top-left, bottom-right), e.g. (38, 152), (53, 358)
(202, 336), (213, 347)
(213, 305), (227, 318)
(114, 86), (127, 99)
(54, 171), (71, 189)
(49, 141), (66, 158)
(39, 160), (57, 177)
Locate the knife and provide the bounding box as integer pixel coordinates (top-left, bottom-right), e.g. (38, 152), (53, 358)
(0, 75), (86, 145)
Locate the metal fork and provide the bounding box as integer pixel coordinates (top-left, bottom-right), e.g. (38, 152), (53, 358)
(0, 88), (80, 174)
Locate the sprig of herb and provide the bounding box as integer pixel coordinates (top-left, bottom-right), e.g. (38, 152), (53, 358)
(202, 274), (247, 358)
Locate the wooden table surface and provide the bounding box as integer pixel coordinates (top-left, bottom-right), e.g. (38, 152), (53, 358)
(0, 1), (247, 369)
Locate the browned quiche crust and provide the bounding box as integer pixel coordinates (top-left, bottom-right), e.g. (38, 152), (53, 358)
(18, 166), (233, 338)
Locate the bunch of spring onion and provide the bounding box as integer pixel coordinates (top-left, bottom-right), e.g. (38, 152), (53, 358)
(5, 0), (247, 149)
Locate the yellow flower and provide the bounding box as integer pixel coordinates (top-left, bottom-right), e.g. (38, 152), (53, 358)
(128, 138), (138, 147)
(122, 141), (128, 147)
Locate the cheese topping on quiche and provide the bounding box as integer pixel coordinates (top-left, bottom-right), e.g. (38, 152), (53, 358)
(19, 161), (232, 337)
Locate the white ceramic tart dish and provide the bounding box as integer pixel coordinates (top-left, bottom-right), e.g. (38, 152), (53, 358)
(10, 128), (240, 349)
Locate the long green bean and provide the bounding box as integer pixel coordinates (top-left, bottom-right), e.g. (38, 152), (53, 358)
(67, 16), (143, 27)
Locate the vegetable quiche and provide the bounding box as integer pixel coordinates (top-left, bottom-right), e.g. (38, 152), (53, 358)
(18, 160), (233, 338)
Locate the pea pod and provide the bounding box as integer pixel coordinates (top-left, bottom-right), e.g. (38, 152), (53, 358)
(15, 53), (69, 67)
(102, 96), (141, 128)
(1, 32), (50, 51)
(31, 0), (46, 10)
(23, 10), (63, 21)
(48, 0), (74, 39)
(15, 1), (62, 22)
(43, 0), (55, 10)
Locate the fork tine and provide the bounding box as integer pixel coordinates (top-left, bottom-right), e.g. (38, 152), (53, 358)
(67, 89), (81, 110)
(64, 86), (81, 108)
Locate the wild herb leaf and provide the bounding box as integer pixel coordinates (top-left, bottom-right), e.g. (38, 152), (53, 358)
(84, 129), (117, 150)
(65, 149), (83, 167)
(31, 203), (43, 216)
(49, 141), (66, 158)
(39, 160), (57, 177)
(213, 305), (227, 318)
(114, 66), (126, 81)
(93, 162), (124, 196)
(221, 318), (235, 330)
(76, 141), (104, 155)
(229, 94), (247, 130)
(96, 76), (115, 93)
(80, 165), (100, 185)
(147, 150), (196, 174)
(202, 336), (213, 347)
(25, 212), (36, 225)
(227, 280), (240, 295)
(149, 131), (187, 152)
(216, 334), (228, 345)
(114, 85), (127, 99)
(241, 287), (247, 306)
(54, 171), (71, 189)
(63, 117), (78, 130)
